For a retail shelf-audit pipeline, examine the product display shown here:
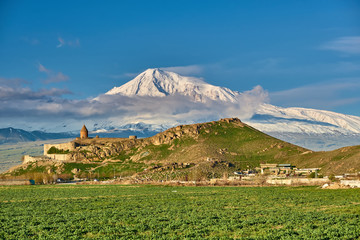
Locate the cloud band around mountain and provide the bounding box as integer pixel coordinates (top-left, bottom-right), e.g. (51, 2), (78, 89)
(0, 83), (268, 131)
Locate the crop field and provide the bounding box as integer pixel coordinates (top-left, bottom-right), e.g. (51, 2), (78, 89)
(0, 185), (359, 239)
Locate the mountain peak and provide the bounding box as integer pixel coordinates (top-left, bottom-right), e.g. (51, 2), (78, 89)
(141, 68), (162, 77)
(105, 68), (239, 102)
(144, 68), (162, 73)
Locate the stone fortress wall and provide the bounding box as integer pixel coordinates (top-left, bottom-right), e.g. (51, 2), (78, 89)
(45, 154), (72, 161)
(44, 142), (76, 156)
(29, 142), (77, 162)
(23, 155), (51, 164)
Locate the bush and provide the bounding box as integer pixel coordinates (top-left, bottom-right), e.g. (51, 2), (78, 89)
(47, 146), (69, 154)
(307, 172), (316, 178)
(27, 172), (55, 184)
(329, 174), (336, 182)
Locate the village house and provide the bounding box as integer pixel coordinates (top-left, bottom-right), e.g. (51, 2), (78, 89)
(259, 163), (295, 175)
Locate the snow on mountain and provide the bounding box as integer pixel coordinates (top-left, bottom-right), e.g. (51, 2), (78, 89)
(248, 104), (360, 135)
(101, 68), (360, 150)
(106, 68), (239, 103)
(4, 68), (357, 150)
(105, 68), (360, 133)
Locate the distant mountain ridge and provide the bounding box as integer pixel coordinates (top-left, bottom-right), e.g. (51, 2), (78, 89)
(0, 128), (76, 144)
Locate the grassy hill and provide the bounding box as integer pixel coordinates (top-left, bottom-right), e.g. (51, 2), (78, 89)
(2, 118), (360, 181)
(289, 145), (360, 175)
(137, 118), (306, 166)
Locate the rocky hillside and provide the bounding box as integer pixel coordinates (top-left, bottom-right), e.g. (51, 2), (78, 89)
(54, 118), (306, 164)
(3, 118), (360, 180)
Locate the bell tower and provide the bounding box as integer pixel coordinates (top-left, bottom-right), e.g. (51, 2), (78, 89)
(80, 125), (88, 139)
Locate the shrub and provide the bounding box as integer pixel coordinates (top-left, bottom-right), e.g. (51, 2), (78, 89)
(307, 172), (316, 178)
(329, 174), (336, 182)
(47, 146), (69, 154)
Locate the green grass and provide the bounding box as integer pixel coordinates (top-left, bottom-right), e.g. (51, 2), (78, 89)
(111, 151), (131, 162)
(197, 123), (305, 167)
(63, 163), (99, 173)
(140, 136), (197, 161)
(11, 163), (46, 176)
(111, 148), (139, 162)
(96, 161), (146, 178)
(0, 185), (359, 239)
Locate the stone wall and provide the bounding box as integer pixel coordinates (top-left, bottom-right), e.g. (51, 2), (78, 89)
(42, 142), (75, 162)
(341, 180), (360, 188)
(22, 155), (46, 164)
(0, 180), (31, 185)
(46, 154), (71, 161)
(44, 142), (76, 156)
(266, 178), (329, 186)
(23, 154), (69, 163)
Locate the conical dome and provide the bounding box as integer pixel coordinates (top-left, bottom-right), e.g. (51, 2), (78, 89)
(80, 125), (88, 139)
(81, 125), (88, 132)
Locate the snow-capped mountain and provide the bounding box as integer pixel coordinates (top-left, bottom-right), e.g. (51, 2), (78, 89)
(249, 104), (360, 150)
(103, 68), (360, 150)
(4, 68), (358, 150)
(106, 68), (239, 103)
(251, 103), (360, 135)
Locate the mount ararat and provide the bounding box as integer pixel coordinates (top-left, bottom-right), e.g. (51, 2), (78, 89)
(2, 68), (360, 151)
(97, 68), (360, 150)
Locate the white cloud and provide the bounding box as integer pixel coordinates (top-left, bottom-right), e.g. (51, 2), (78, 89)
(160, 65), (203, 75)
(0, 77), (28, 88)
(56, 36), (80, 48)
(0, 83), (268, 131)
(0, 77), (71, 103)
(270, 79), (360, 108)
(38, 63), (70, 84)
(321, 36), (360, 54)
(56, 37), (65, 48)
(38, 63), (51, 73)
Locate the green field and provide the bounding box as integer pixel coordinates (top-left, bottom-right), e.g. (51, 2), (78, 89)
(0, 185), (359, 239)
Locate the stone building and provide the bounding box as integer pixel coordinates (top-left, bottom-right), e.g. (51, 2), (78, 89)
(80, 125), (88, 139)
(259, 163), (294, 175)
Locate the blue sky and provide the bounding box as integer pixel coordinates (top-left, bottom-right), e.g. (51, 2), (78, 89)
(0, 0), (360, 124)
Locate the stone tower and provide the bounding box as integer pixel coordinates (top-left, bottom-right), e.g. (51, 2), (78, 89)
(80, 125), (88, 139)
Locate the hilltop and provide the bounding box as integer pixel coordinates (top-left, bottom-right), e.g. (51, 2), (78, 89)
(2, 118), (360, 181)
